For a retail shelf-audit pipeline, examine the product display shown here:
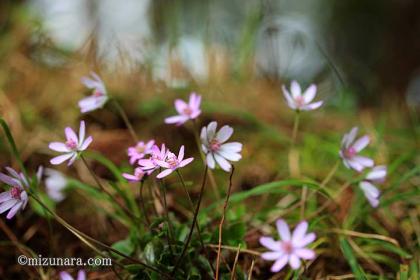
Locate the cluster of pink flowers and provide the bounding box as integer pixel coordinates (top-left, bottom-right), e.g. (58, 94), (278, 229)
(339, 127), (387, 207)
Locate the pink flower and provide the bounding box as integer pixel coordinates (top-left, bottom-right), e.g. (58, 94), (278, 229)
(339, 127), (374, 172)
(282, 81), (323, 111)
(260, 219), (316, 273)
(359, 165), (387, 208)
(138, 144), (168, 174)
(79, 72), (108, 113)
(201, 121), (242, 172)
(155, 145), (194, 178)
(49, 121), (93, 166)
(123, 167), (146, 182)
(165, 92), (201, 125)
(0, 167), (31, 219)
(127, 140), (155, 165)
(60, 270), (86, 280)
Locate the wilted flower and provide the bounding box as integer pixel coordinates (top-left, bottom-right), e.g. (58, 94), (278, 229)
(49, 121), (93, 166)
(138, 144), (168, 175)
(45, 169), (67, 202)
(123, 167), (146, 182)
(155, 146), (194, 178)
(79, 72), (108, 113)
(60, 270), (86, 280)
(282, 81), (323, 111)
(0, 167), (32, 219)
(260, 219), (316, 273)
(359, 165), (387, 207)
(165, 92), (201, 125)
(339, 127), (374, 172)
(201, 121), (242, 172)
(127, 140), (155, 165)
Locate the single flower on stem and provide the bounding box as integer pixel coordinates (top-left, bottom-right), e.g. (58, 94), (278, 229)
(165, 92), (201, 126)
(155, 146), (194, 178)
(79, 72), (108, 113)
(260, 219), (316, 273)
(359, 165), (387, 208)
(282, 81), (323, 111)
(123, 167), (146, 182)
(0, 167), (31, 219)
(60, 269), (86, 280)
(138, 144), (168, 174)
(127, 140), (155, 165)
(201, 121), (242, 172)
(339, 127), (374, 172)
(49, 120), (93, 166)
(45, 168), (68, 202)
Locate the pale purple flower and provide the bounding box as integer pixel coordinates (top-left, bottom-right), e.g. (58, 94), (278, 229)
(339, 127), (374, 172)
(79, 72), (108, 113)
(201, 121), (242, 172)
(123, 167), (146, 182)
(260, 219), (316, 273)
(49, 121), (93, 166)
(60, 270), (86, 280)
(127, 140), (155, 165)
(165, 92), (201, 125)
(138, 144), (168, 174)
(0, 167), (31, 219)
(45, 169), (67, 202)
(155, 146), (194, 178)
(282, 81), (323, 111)
(359, 165), (387, 208)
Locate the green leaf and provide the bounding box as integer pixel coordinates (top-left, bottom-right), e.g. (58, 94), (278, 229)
(340, 238), (367, 280)
(111, 238), (135, 256)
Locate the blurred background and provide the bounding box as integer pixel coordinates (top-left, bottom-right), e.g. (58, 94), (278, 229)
(0, 0), (419, 278)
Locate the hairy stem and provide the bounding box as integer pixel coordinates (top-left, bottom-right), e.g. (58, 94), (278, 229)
(215, 166), (235, 280)
(172, 166), (208, 276)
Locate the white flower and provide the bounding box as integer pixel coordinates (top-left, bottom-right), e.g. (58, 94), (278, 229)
(359, 165), (387, 208)
(49, 121), (93, 166)
(339, 127), (374, 172)
(45, 169), (67, 202)
(79, 72), (108, 113)
(282, 81), (323, 111)
(200, 121), (242, 172)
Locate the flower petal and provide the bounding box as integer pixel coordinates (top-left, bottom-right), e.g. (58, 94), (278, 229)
(295, 248), (315, 260)
(261, 251), (283, 261)
(298, 233), (316, 247)
(165, 115), (189, 125)
(157, 169), (173, 179)
(342, 127), (358, 148)
(80, 136), (93, 150)
(0, 191), (12, 203)
(65, 127), (78, 142)
(79, 121), (86, 144)
(220, 142), (242, 153)
(366, 165), (387, 182)
(292, 221), (308, 245)
(290, 80), (301, 98)
(0, 173), (20, 186)
(276, 219), (291, 241)
(259, 236), (281, 251)
(6, 201), (22, 219)
(352, 156), (374, 168)
(214, 154), (232, 172)
(216, 125), (234, 143)
(217, 150), (241, 162)
(59, 271), (74, 280)
(303, 84), (317, 103)
(77, 270), (86, 280)
(352, 135), (370, 152)
(179, 157), (194, 168)
(178, 145), (185, 161)
(270, 255), (288, 273)
(206, 122), (218, 141)
(206, 153), (216, 169)
(49, 142), (70, 152)
(50, 153), (74, 165)
(289, 254), (301, 269)
(302, 101), (323, 111)
(0, 199), (17, 214)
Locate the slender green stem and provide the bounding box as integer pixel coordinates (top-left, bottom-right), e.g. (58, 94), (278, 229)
(176, 170), (216, 274)
(80, 155), (138, 222)
(215, 166), (235, 280)
(172, 166), (208, 276)
(139, 180), (150, 226)
(321, 160), (340, 188)
(111, 98), (138, 142)
(291, 111), (300, 146)
(159, 181), (175, 256)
